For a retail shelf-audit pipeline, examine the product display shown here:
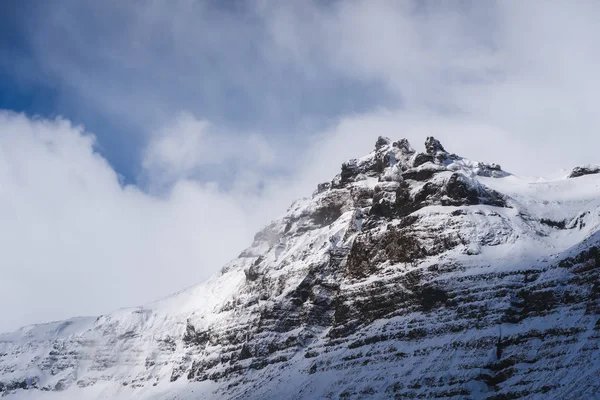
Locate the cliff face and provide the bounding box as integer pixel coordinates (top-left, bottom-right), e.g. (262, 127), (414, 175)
(2, 137), (600, 400)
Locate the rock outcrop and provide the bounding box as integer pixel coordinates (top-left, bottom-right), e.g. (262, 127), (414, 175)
(569, 165), (600, 178)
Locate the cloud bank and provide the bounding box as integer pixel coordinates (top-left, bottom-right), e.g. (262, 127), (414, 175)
(0, 111), (267, 330)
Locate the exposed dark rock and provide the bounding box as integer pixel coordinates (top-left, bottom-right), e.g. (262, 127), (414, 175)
(349, 185), (374, 208)
(402, 164), (444, 181)
(394, 181), (412, 209)
(244, 264), (260, 281)
(540, 218), (567, 230)
(182, 321), (210, 347)
(238, 344), (252, 361)
(340, 159), (360, 185)
(569, 165), (600, 178)
(425, 136), (446, 155)
(476, 162), (508, 178)
(315, 182), (331, 195)
(369, 183), (399, 219)
(412, 153), (434, 167)
(417, 286), (449, 312)
(310, 190), (351, 226)
(311, 202), (343, 226)
(346, 228), (425, 279)
(444, 173), (506, 207)
(375, 136), (392, 150)
(445, 173), (481, 205)
(0, 378), (39, 393)
(393, 139), (415, 155)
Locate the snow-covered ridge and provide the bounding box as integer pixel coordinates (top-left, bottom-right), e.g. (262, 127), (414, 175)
(2, 137), (600, 399)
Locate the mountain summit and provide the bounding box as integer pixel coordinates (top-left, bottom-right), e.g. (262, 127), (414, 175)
(2, 137), (600, 399)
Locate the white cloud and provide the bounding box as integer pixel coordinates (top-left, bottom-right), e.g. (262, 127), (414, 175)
(0, 112), (268, 331)
(261, 0), (600, 175)
(142, 112), (275, 187)
(8, 1), (598, 177)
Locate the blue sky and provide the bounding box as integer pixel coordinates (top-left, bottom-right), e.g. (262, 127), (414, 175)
(2, 0), (600, 331)
(0, 0), (140, 180)
(0, 0), (393, 185)
(0, 1), (56, 116)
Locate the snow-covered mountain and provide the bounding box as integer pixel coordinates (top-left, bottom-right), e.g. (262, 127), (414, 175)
(2, 137), (600, 399)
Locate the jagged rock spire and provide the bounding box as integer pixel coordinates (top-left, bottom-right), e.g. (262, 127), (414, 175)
(375, 136), (392, 150)
(375, 136), (416, 155)
(425, 136), (446, 155)
(393, 138), (415, 155)
(328, 135), (509, 191)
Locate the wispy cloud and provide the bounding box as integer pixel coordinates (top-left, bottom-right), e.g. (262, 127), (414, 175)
(8, 0), (599, 176)
(142, 112), (276, 190)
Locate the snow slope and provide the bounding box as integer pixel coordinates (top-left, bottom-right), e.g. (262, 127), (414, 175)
(2, 137), (600, 399)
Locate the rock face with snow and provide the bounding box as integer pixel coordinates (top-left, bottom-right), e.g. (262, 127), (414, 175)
(569, 165), (600, 179)
(2, 137), (600, 399)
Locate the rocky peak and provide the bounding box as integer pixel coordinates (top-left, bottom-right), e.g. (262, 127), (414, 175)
(424, 136), (446, 155)
(328, 137), (508, 217)
(330, 136), (509, 193)
(392, 138), (415, 154)
(374, 135), (392, 150)
(569, 165), (600, 178)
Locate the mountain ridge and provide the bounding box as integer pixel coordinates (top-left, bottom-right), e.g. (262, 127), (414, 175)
(2, 136), (600, 399)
